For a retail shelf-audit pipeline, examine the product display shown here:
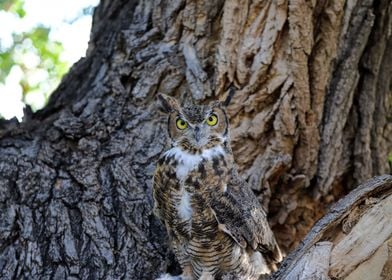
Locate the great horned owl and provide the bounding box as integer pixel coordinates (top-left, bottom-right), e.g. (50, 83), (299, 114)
(153, 94), (282, 280)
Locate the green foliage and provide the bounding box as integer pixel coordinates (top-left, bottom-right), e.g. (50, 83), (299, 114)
(0, 49), (13, 82)
(0, 0), (25, 17)
(0, 0), (69, 111)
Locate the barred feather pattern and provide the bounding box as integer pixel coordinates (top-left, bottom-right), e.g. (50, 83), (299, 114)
(153, 95), (282, 279)
(153, 145), (282, 279)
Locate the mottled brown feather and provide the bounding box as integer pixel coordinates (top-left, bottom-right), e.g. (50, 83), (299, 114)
(153, 95), (282, 279)
(208, 169), (282, 264)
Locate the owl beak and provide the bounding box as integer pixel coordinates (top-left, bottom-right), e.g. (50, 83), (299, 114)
(194, 126), (201, 142)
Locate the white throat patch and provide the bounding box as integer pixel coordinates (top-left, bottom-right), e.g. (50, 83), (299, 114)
(164, 145), (224, 181)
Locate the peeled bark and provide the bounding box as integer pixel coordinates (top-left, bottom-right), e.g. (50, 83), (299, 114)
(270, 175), (392, 280)
(0, 0), (391, 279)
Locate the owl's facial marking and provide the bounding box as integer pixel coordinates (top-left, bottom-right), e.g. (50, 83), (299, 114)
(163, 97), (229, 153)
(193, 125), (200, 136)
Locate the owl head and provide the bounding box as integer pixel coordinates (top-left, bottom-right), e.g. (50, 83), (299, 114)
(158, 94), (229, 152)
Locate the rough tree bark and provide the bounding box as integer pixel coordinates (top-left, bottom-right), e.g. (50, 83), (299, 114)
(0, 0), (391, 279)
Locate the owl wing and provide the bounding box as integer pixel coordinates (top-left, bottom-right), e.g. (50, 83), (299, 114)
(209, 175), (282, 263)
(152, 161), (174, 223)
(152, 164), (165, 221)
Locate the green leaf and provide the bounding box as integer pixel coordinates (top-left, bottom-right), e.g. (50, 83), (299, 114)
(0, 51), (14, 82)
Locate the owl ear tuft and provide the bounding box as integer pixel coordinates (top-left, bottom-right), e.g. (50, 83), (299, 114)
(210, 100), (223, 109)
(223, 86), (236, 107)
(157, 93), (180, 113)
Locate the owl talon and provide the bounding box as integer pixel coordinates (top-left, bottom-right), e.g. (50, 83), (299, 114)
(155, 273), (182, 280)
(179, 268), (194, 280)
(199, 271), (214, 280)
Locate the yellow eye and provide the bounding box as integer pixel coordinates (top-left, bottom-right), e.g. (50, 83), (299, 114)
(176, 118), (188, 130)
(206, 114), (218, 126)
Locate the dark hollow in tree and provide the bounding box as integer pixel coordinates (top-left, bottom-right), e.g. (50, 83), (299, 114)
(0, 0), (391, 279)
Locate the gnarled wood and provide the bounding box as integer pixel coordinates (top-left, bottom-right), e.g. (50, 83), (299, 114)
(271, 175), (392, 280)
(0, 0), (391, 279)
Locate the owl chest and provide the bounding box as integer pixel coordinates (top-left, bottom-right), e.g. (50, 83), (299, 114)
(170, 182), (217, 239)
(161, 147), (229, 234)
(170, 155), (229, 228)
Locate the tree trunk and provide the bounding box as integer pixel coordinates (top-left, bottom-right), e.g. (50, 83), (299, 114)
(0, 0), (391, 279)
